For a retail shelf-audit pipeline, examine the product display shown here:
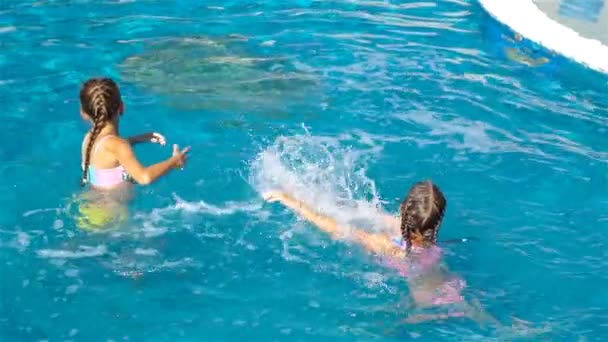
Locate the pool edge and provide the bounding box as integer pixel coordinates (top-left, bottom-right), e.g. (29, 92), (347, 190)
(478, 0), (608, 75)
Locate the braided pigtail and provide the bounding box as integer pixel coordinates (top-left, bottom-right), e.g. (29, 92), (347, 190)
(430, 194), (446, 243)
(400, 198), (416, 254)
(81, 92), (109, 186)
(79, 78), (122, 187)
(399, 180), (447, 250)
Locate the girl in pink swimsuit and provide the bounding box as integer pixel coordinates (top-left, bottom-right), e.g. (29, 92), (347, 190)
(79, 77), (191, 190)
(263, 180), (496, 324)
(75, 78), (191, 229)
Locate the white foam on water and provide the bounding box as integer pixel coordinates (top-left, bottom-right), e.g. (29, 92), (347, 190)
(65, 284), (79, 295)
(128, 195), (262, 238)
(0, 26), (16, 34)
(16, 232), (30, 251)
(64, 269), (79, 278)
(36, 245), (107, 259)
(53, 219), (64, 230)
(0, 228), (46, 250)
(110, 256), (196, 277)
(134, 248), (158, 256)
(479, 0), (608, 74)
(136, 194), (261, 222)
(171, 194), (262, 215)
(22, 207), (61, 217)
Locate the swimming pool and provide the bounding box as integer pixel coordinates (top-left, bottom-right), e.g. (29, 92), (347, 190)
(2, 0), (608, 340)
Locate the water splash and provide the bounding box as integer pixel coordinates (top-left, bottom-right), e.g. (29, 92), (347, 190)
(249, 128), (393, 236)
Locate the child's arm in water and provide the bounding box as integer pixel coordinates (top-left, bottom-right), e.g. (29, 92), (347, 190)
(107, 137), (190, 185)
(263, 191), (394, 255)
(127, 132), (166, 146)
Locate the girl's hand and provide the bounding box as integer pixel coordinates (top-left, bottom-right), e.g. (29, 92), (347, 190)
(171, 144), (191, 169)
(263, 191), (286, 203)
(149, 132), (166, 145)
(129, 132), (166, 146)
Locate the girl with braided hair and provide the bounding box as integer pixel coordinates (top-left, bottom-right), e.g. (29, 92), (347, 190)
(263, 180), (496, 324)
(74, 77), (190, 229)
(80, 77), (190, 189)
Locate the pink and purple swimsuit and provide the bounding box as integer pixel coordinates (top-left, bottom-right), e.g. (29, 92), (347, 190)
(385, 237), (466, 307)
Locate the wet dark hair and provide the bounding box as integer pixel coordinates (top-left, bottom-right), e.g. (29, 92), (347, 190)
(79, 78), (122, 186)
(399, 180), (446, 250)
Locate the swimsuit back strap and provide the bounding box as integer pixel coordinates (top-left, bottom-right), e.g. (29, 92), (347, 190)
(92, 135), (115, 159)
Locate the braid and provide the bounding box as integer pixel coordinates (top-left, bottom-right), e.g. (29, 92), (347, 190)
(79, 78), (122, 187)
(399, 180), (447, 250)
(400, 197), (416, 254)
(431, 194), (446, 243)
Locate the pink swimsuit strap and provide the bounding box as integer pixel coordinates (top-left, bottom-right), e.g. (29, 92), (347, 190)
(84, 135), (129, 187)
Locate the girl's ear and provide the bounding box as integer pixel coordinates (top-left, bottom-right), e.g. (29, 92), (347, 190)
(80, 108), (91, 122)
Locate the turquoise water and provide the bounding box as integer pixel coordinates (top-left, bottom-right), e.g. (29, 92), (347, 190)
(2, 0), (608, 340)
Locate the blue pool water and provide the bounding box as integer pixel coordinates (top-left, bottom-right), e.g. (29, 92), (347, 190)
(2, 0), (608, 340)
